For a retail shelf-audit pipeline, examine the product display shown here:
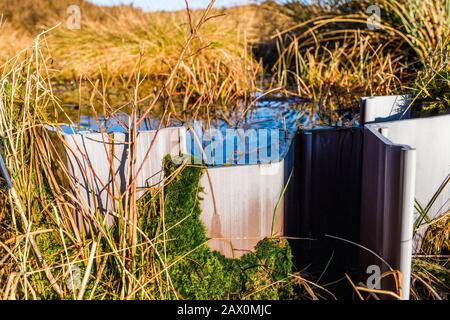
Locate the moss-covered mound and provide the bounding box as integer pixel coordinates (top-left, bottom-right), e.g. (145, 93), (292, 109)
(138, 156), (294, 300)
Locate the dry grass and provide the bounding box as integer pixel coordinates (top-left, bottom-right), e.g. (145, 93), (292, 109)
(0, 4), (320, 299)
(0, 3), (206, 299)
(412, 212), (450, 300)
(0, 21), (32, 59)
(2, 0), (449, 111)
(0, 0), (449, 300)
(46, 6), (260, 84)
(421, 212), (450, 256)
(272, 29), (407, 109)
(267, 0), (450, 109)
(380, 0), (450, 63)
(0, 0), (268, 116)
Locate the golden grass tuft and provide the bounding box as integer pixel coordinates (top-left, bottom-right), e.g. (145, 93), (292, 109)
(421, 212), (450, 256)
(45, 8), (261, 109)
(272, 29), (407, 109)
(0, 0), (268, 113)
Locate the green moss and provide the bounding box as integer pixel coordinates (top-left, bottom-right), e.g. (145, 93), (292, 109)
(138, 156), (294, 300)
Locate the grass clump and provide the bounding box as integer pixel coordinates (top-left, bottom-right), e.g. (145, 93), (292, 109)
(138, 156), (294, 300)
(265, 0), (450, 111)
(412, 212), (450, 300)
(411, 52), (450, 114)
(411, 174), (450, 300)
(0, 0), (262, 116)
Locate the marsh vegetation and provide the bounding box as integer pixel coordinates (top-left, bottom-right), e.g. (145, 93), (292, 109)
(0, 0), (448, 299)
